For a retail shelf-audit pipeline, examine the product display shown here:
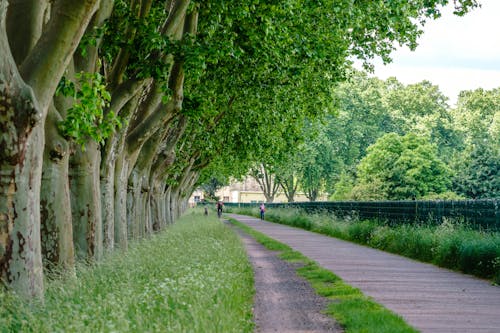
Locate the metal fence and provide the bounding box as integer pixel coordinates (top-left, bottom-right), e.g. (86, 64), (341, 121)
(224, 200), (500, 230)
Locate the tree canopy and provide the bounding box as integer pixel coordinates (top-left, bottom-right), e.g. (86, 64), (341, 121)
(354, 133), (452, 200)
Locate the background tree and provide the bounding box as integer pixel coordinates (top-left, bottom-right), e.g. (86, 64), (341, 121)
(199, 177), (228, 202)
(450, 88), (500, 198)
(453, 141), (500, 199)
(383, 79), (458, 161)
(250, 164), (281, 203)
(352, 133), (453, 200)
(310, 74), (458, 199)
(275, 153), (302, 203)
(325, 72), (392, 195)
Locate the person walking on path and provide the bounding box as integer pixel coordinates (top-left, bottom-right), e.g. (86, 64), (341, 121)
(259, 203), (266, 220)
(216, 201), (224, 218)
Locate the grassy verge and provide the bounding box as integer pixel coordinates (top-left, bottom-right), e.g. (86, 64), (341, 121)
(227, 206), (500, 283)
(0, 211), (254, 333)
(229, 218), (418, 333)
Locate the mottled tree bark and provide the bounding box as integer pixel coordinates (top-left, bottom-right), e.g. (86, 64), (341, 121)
(127, 170), (145, 239)
(40, 104), (74, 271)
(102, 92), (142, 250)
(114, 155), (130, 249)
(164, 186), (172, 225)
(69, 142), (102, 260)
(100, 157), (115, 250)
(0, 0), (44, 298)
(1, 0), (99, 300)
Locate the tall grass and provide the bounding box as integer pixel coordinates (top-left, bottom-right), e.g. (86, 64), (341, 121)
(0, 211), (254, 332)
(227, 206), (500, 283)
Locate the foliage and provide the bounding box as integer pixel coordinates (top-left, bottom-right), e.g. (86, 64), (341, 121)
(421, 191), (464, 200)
(329, 172), (355, 200)
(275, 153), (302, 202)
(287, 73), (457, 200)
(56, 72), (120, 148)
(297, 128), (340, 201)
(101, 0), (179, 84)
(354, 133), (452, 200)
(452, 88), (500, 144)
(191, 1), (480, 194)
(0, 212), (254, 332)
(199, 176), (228, 201)
(330, 72), (394, 167)
(383, 78), (459, 160)
(453, 140), (500, 198)
(450, 88), (500, 198)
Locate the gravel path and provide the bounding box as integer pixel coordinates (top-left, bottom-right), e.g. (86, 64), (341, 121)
(231, 224), (342, 333)
(229, 214), (500, 333)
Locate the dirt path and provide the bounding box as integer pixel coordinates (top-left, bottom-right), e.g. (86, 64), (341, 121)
(231, 224), (342, 333)
(229, 214), (500, 333)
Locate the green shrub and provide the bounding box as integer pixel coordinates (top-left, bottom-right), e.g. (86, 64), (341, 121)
(266, 211), (282, 223)
(348, 220), (377, 243)
(458, 239), (500, 278)
(289, 215), (312, 230)
(368, 225), (396, 250)
(390, 225), (434, 262)
(433, 231), (467, 269)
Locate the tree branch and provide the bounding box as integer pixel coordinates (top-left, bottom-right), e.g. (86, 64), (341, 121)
(20, 0), (99, 109)
(6, 0), (48, 65)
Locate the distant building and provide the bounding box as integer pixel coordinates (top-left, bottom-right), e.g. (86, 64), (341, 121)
(188, 177), (322, 205)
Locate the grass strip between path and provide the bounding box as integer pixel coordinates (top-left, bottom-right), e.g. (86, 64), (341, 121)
(229, 217), (418, 333)
(0, 211), (254, 333)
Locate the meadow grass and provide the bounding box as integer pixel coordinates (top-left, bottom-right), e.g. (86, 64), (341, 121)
(0, 210), (254, 333)
(230, 218), (418, 333)
(226, 206), (500, 283)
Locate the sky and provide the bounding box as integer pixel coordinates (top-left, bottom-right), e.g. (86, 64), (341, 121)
(369, 0), (500, 105)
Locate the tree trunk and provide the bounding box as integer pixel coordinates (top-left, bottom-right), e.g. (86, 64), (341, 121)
(127, 170), (145, 240)
(100, 158), (115, 250)
(101, 90), (143, 250)
(1, 0), (99, 300)
(164, 187), (172, 225)
(0, 2), (44, 299)
(279, 174), (298, 203)
(69, 142), (102, 260)
(169, 186), (180, 223)
(150, 182), (166, 231)
(252, 164), (279, 203)
(40, 104), (74, 271)
(0, 127), (45, 299)
(114, 155), (129, 249)
(144, 189), (152, 235)
(6, 0), (47, 65)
